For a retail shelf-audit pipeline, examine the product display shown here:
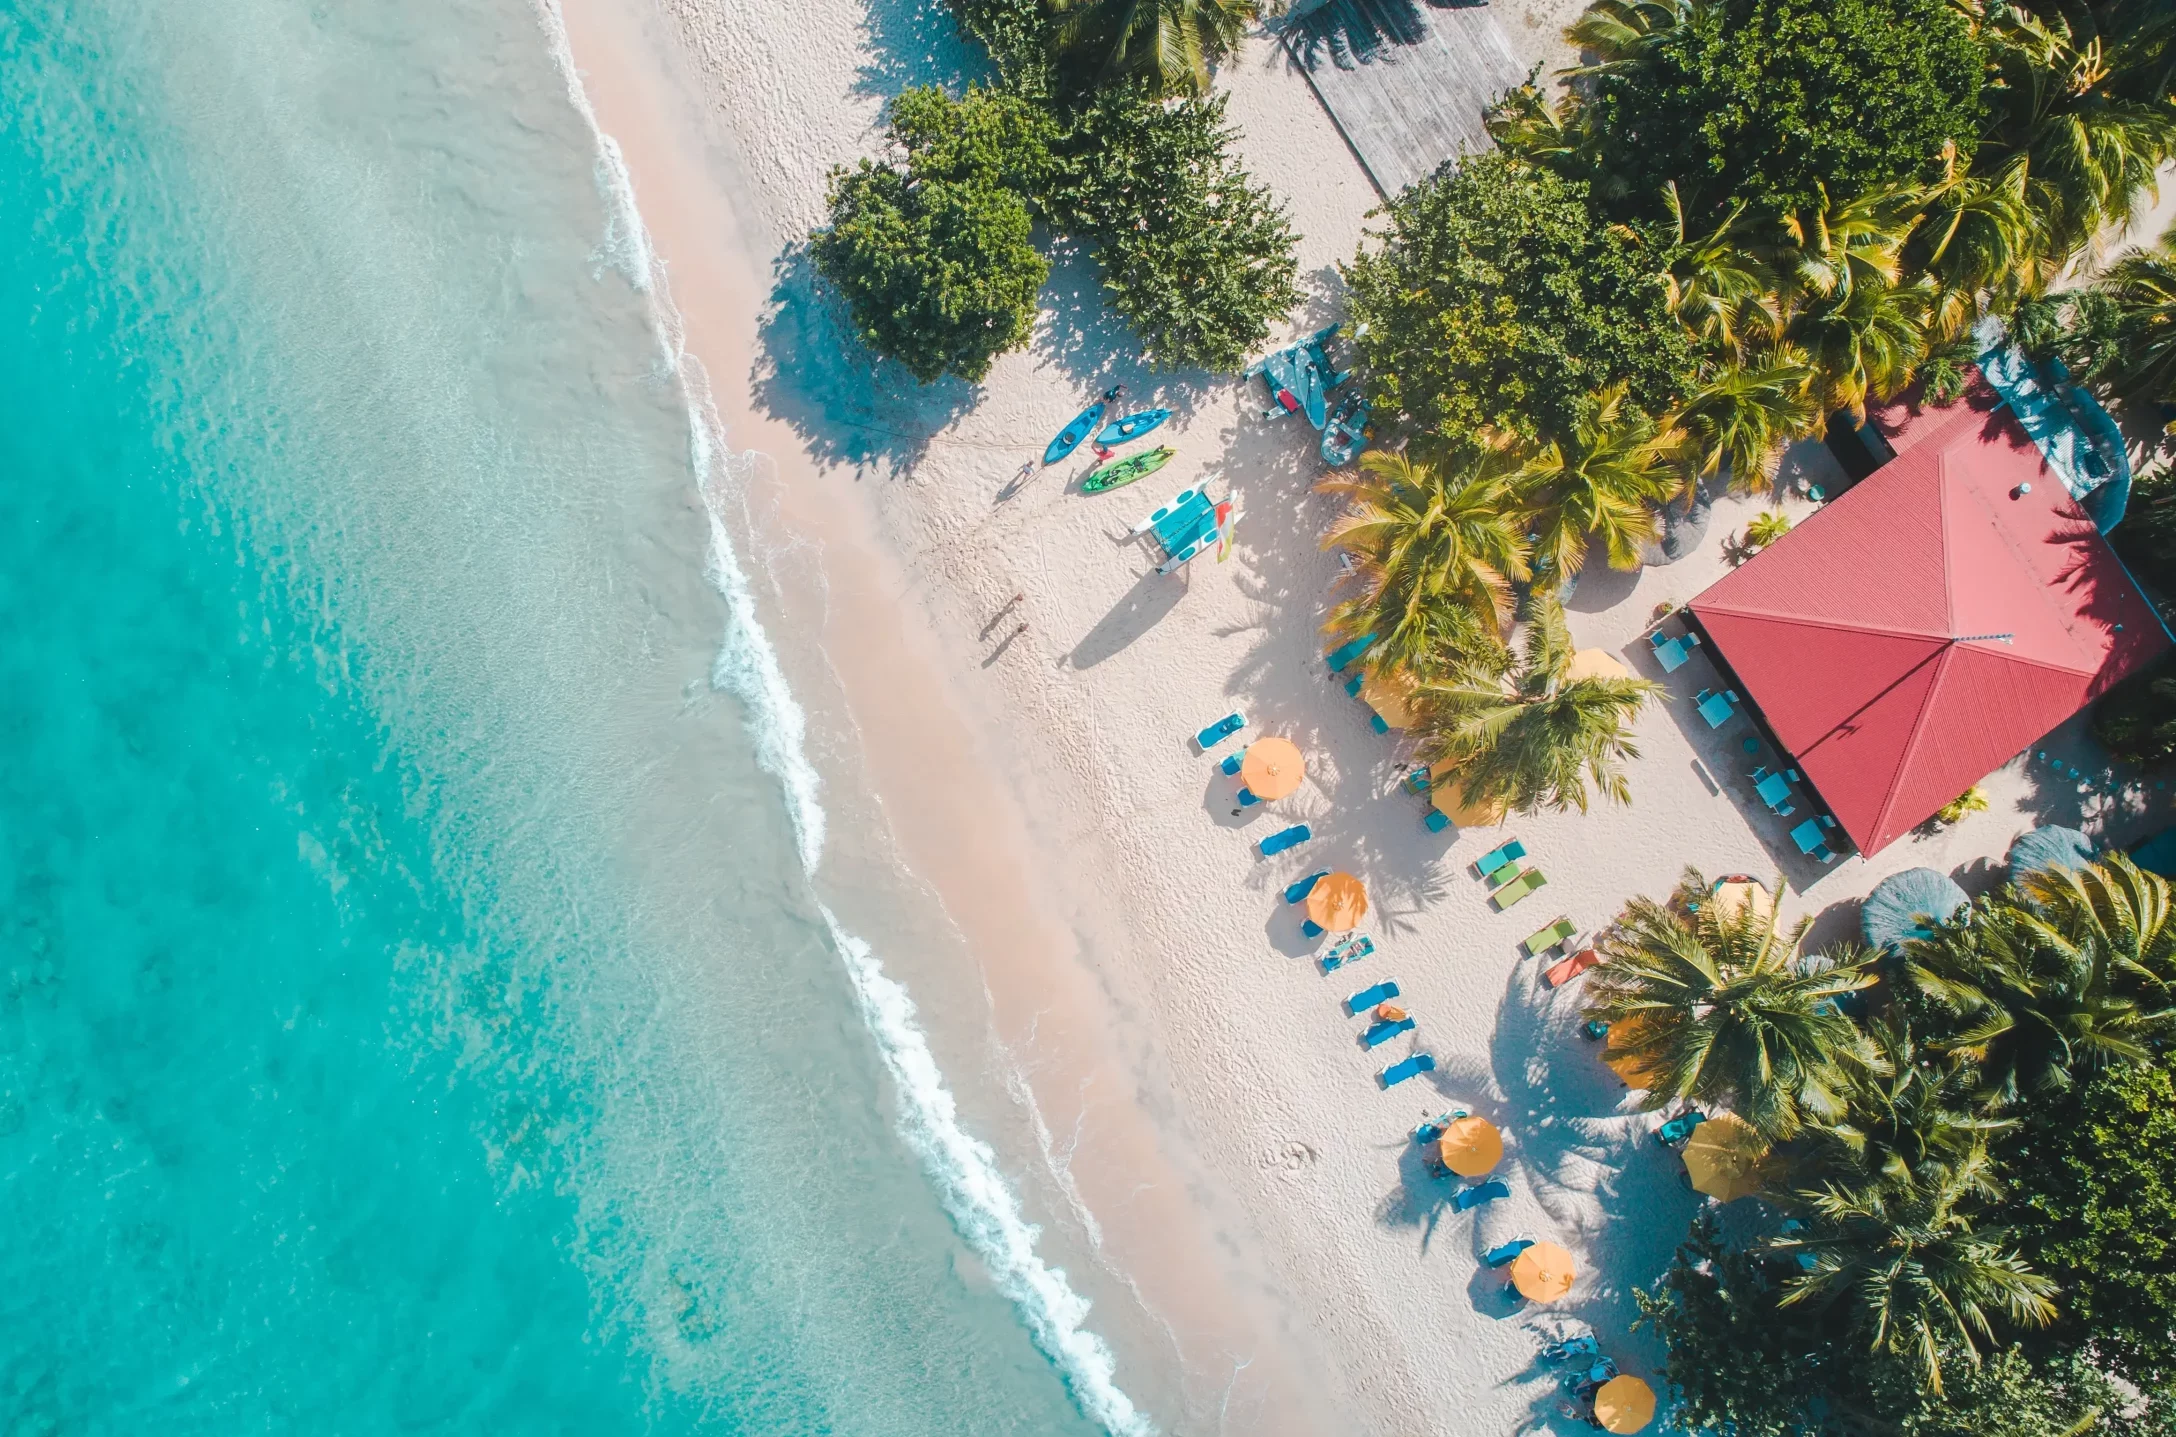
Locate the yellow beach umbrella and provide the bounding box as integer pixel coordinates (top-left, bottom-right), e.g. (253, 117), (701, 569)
(1306, 872), (1368, 932)
(1710, 876), (1776, 930)
(1600, 1012), (1668, 1090)
(1682, 1112), (1769, 1202)
(1567, 648), (1631, 682)
(1594, 1375), (1656, 1433)
(1359, 671), (1416, 730)
(1510, 1241), (1576, 1303)
(1240, 737), (1305, 800)
(1437, 1115), (1502, 1177)
(1431, 777), (1507, 828)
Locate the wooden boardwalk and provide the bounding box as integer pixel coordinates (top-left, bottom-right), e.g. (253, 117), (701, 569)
(1282, 0), (1526, 199)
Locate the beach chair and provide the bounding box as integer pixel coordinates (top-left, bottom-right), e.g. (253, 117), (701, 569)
(1363, 1016), (1416, 1048)
(1452, 1179), (1511, 1213)
(1489, 868), (1548, 910)
(1284, 870), (1329, 904)
(1345, 980), (1399, 1015)
(1484, 1238), (1533, 1268)
(1655, 1111), (1706, 1147)
(1379, 1053), (1435, 1087)
(1424, 810), (1450, 833)
(1414, 1109), (1465, 1146)
(1521, 918), (1578, 957)
(1325, 634), (1374, 674)
(1195, 712), (1245, 750)
(1543, 949), (1600, 988)
(1402, 766), (1431, 796)
(1542, 1334), (1600, 1364)
(1258, 824), (1311, 857)
(1220, 752), (1243, 777)
(1343, 674), (1364, 698)
(1475, 838), (1526, 883)
(1301, 918), (1325, 938)
(1319, 935), (1374, 972)
(1235, 787), (1261, 808)
(1581, 1018), (1610, 1042)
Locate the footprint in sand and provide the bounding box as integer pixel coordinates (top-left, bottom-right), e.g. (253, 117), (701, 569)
(1262, 1141), (1318, 1175)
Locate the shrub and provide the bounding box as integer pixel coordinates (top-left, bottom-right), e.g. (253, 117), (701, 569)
(1341, 151), (1692, 444)
(1045, 91), (1300, 371)
(1744, 510), (1791, 549)
(1583, 0), (1982, 219)
(812, 88), (1055, 384)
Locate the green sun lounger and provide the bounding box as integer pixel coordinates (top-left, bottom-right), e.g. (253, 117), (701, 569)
(1521, 917), (1577, 957)
(1489, 868), (1548, 910)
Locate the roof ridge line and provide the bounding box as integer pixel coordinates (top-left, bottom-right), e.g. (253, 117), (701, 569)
(1864, 644), (1957, 846)
(1693, 607), (1951, 644)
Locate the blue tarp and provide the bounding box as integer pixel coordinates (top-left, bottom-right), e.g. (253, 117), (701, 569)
(1975, 329), (2131, 532)
(1862, 867), (1969, 951)
(2006, 825), (2095, 886)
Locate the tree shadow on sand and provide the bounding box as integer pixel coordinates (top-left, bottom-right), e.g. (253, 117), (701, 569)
(851, 0), (989, 99)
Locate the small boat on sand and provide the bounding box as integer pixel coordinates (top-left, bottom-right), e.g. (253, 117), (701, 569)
(1082, 444), (1175, 494)
(1095, 407), (1171, 446)
(1321, 393), (1370, 466)
(1044, 386), (1121, 466)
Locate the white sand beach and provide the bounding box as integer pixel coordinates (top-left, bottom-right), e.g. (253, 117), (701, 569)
(556, 1), (2176, 1430)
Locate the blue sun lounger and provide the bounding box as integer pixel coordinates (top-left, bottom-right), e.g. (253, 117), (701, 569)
(1475, 838), (1526, 883)
(1319, 935), (1374, 972)
(1196, 712), (1245, 750)
(1258, 824), (1311, 856)
(1220, 752), (1243, 776)
(1325, 634), (1375, 674)
(1484, 1238), (1533, 1267)
(1656, 1111), (1706, 1147)
(1285, 870), (1329, 904)
(1379, 1053), (1434, 1087)
(1345, 980), (1399, 1014)
(1453, 1179), (1511, 1213)
(1363, 1016), (1416, 1047)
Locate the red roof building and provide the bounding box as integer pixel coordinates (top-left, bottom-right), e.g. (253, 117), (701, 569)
(1687, 383), (2169, 856)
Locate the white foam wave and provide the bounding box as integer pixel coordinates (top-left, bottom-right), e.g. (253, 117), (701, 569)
(533, 6), (1152, 1430)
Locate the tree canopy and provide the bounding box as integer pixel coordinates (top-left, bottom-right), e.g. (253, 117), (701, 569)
(811, 88), (1055, 384)
(1342, 151), (1693, 444)
(1578, 0), (1984, 219)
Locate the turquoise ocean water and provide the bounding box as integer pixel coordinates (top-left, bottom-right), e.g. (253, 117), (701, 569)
(0, 1), (1143, 1432)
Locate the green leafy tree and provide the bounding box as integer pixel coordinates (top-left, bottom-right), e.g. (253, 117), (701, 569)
(1577, 0), (1983, 218)
(812, 88), (1055, 384)
(1988, 1058), (2176, 1389)
(1743, 509), (1793, 549)
(1045, 92), (1299, 369)
(1317, 444), (1531, 679)
(1515, 383), (1682, 578)
(1341, 151), (1693, 445)
(1582, 868), (1875, 1137)
(1407, 594), (1657, 813)
(1047, 0), (1256, 98)
(1775, 1147), (2059, 1392)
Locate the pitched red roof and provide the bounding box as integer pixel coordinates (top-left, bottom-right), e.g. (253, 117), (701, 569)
(1688, 385), (2168, 856)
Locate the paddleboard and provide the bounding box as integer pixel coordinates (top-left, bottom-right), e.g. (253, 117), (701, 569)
(1095, 407), (1172, 446)
(1082, 445), (1175, 494)
(1044, 397), (1109, 466)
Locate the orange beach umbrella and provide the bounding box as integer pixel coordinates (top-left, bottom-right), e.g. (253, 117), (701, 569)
(1437, 1115), (1502, 1177)
(1510, 1241), (1576, 1303)
(1594, 1375), (1657, 1433)
(1430, 777), (1507, 828)
(1240, 737), (1305, 800)
(1306, 872), (1368, 931)
(1600, 1013), (1669, 1090)
(1682, 1112), (1769, 1202)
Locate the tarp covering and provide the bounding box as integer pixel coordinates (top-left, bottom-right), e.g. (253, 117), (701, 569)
(1862, 867), (1969, 951)
(1689, 383), (2168, 855)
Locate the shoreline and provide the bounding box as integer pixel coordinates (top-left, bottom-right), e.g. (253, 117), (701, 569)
(550, 0), (2176, 1432)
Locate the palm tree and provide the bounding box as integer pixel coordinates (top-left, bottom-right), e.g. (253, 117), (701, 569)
(1562, 0), (1703, 74)
(1767, 182), (1919, 306)
(1660, 184), (1779, 362)
(1903, 895), (2175, 1107)
(1581, 867), (1876, 1136)
(1977, 4), (2176, 264)
(2085, 227), (2176, 413)
(2017, 852), (2176, 989)
(1668, 354), (1820, 491)
(1405, 594), (1657, 814)
(1516, 384), (1682, 580)
(1318, 444), (1531, 681)
(1773, 1146), (2057, 1392)
(1800, 1018), (2017, 1193)
(1786, 276), (1930, 414)
(1912, 149), (2047, 337)
(1048, 0), (1256, 98)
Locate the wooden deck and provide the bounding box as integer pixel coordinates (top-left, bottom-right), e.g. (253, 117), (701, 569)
(1282, 0), (1526, 199)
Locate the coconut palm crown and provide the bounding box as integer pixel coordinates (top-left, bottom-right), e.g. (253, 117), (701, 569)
(1406, 595), (1657, 815)
(1583, 867), (1877, 1137)
(1516, 383), (1682, 580)
(1048, 0), (1257, 98)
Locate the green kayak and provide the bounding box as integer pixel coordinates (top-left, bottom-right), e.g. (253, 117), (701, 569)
(1081, 445), (1175, 494)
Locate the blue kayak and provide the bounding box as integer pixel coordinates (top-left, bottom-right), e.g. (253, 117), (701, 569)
(1095, 407), (1171, 446)
(1044, 390), (1117, 466)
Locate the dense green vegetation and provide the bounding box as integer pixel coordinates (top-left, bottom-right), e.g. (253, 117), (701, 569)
(1588, 856), (2176, 1433)
(812, 88), (1054, 384)
(812, 0), (1298, 377)
(1574, 0), (1984, 217)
